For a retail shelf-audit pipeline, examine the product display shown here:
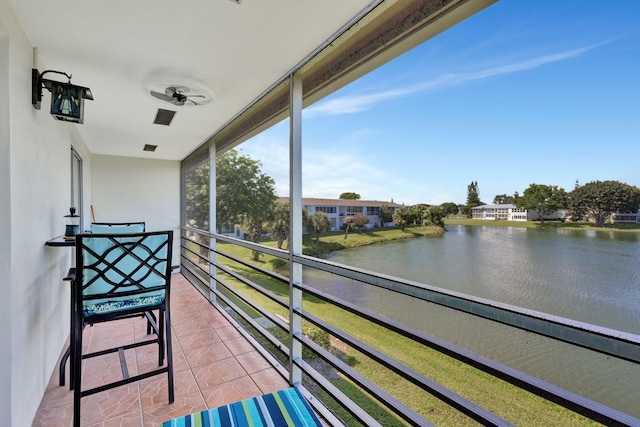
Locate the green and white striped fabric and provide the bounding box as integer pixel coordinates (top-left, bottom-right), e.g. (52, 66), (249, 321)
(161, 387), (323, 427)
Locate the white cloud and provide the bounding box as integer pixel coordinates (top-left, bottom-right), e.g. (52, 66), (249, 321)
(305, 43), (604, 117)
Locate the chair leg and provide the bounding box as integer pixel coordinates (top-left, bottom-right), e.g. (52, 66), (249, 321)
(72, 317), (83, 427)
(165, 307), (174, 404)
(158, 309), (165, 366)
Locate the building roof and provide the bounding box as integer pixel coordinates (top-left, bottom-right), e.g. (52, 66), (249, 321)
(472, 204), (518, 210)
(278, 197), (404, 208)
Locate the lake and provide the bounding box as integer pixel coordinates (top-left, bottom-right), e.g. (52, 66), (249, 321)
(303, 225), (640, 417)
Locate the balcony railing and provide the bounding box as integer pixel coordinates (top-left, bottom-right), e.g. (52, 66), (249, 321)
(180, 226), (640, 426)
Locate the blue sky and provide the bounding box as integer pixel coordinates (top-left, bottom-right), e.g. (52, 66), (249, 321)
(240, 1), (640, 206)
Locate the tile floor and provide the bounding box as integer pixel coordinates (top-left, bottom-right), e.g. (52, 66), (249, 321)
(32, 273), (291, 426)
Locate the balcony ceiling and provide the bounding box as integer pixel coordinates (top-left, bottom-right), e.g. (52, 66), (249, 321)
(9, 0), (376, 160)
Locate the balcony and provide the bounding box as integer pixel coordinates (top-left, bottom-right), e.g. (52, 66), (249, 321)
(4, 0), (640, 425)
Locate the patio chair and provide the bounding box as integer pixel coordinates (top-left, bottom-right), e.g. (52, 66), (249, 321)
(59, 221), (148, 387)
(70, 230), (174, 427)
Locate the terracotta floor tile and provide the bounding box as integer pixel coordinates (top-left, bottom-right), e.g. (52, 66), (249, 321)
(235, 350), (273, 374)
(201, 376), (262, 408)
(213, 325), (243, 341)
(81, 384), (140, 426)
(223, 336), (256, 356)
(140, 368), (199, 408)
(172, 319), (209, 337)
(89, 410), (144, 427)
(191, 358), (247, 390)
(81, 351), (138, 390)
(177, 328), (221, 352)
(142, 391), (207, 427)
(251, 368), (290, 394)
(183, 343), (233, 369)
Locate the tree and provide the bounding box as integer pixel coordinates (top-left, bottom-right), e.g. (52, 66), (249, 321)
(392, 206), (410, 231)
(265, 203), (309, 249)
(379, 204), (394, 225)
(265, 201), (289, 249)
(339, 192), (361, 200)
(493, 194), (513, 205)
(440, 202), (459, 217)
(353, 212), (369, 232)
(343, 216), (354, 239)
(513, 183), (567, 224)
(466, 181), (482, 207)
(570, 180), (640, 227)
(217, 149), (276, 260)
(185, 161), (210, 231)
(464, 181), (482, 217)
(410, 204), (430, 225)
(423, 206), (446, 227)
(567, 180), (587, 221)
(308, 211), (331, 243)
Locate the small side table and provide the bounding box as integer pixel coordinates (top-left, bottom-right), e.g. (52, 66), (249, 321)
(45, 236), (76, 387)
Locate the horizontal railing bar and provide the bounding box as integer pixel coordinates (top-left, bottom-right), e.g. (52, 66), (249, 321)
(295, 308), (513, 426)
(294, 254), (640, 363)
(211, 283), (289, 361)
(211, 260), (289, 311)
(213, 247), (289, 286)
(294, 357), (385, 427)
(203, 229), (288, 259)
(210, 272), (289, 334)
(295, 282), (639, 426)
(179, 257), (208, 284)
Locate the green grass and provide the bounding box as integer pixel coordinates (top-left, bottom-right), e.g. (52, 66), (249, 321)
(302, 225), (444, 256)
(208, 233), (601, 426)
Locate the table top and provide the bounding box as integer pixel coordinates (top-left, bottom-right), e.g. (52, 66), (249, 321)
(45, 236), (76, 247)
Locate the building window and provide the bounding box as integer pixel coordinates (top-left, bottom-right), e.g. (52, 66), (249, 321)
(316, 206), (336, 214)
(71, 147), (83, 221)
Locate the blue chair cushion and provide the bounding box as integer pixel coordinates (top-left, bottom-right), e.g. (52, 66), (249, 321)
(83, 294), (165, 316)
(81, 234), (168, 316)
(90, 223), (145, 234)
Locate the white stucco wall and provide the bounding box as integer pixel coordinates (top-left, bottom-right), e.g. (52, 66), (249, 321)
(0, 18), (12, 422)
(1, 1), (94, 424)
(91, 154), (181, 265)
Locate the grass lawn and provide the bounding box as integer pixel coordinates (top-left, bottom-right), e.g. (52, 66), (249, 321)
(302, 225), (444, 256)
(209, 229), (601, 426)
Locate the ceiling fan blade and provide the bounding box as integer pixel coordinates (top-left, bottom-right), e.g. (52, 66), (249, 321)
(150, 90), (175, 102)
(186, 94), (206, 98)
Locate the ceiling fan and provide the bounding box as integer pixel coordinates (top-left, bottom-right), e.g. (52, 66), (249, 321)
(150, 86), (207, 106)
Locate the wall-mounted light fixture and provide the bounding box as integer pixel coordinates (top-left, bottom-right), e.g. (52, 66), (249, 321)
(32, 69), (94, 124)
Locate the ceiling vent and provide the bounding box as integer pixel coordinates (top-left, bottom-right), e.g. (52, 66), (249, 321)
(153, 109), (176, 126)
(143, 144), (158, 152)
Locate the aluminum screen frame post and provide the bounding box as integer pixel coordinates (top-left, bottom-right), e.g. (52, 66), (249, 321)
(288, 71), (303, 386)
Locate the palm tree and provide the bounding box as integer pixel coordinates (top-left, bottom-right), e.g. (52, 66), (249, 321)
(265, 202), (289, 249)
(309, 211), (331, 244)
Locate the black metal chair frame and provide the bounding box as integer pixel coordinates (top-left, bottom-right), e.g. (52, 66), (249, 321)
(59, 221), (150, 387)
(70, 230), (174, 427)
(91, 221), (146, 229)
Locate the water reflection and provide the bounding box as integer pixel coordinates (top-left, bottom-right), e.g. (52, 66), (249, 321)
(306, 225), (640, 416)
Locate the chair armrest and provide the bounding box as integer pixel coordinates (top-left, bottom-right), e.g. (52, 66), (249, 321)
(63, 268), (76, 282)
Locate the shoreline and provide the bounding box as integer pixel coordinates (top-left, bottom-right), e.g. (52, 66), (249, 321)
(445, 217), (640, 232)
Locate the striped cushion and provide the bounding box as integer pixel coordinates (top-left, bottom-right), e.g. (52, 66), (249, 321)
(161, 387), (322, 427)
